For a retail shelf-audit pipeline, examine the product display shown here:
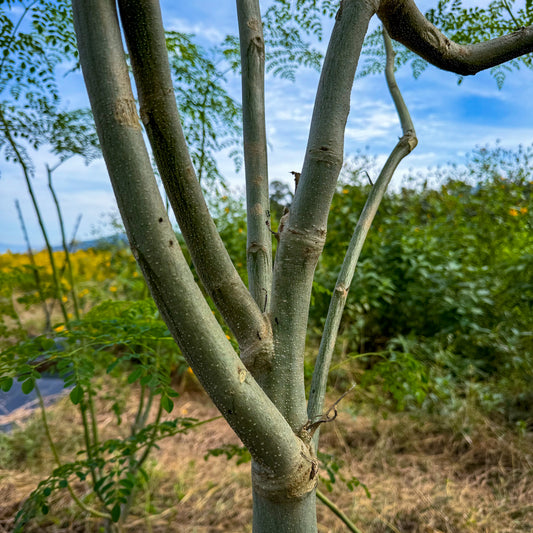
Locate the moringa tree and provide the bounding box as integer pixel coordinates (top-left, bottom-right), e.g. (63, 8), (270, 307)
(70, 1), (533, 531)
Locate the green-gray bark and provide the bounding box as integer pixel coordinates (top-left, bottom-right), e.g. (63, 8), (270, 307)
(71, 0), (312, 487)
(237, 0), (273, 313)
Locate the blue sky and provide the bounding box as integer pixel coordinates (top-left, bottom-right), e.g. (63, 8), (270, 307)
(1, 1), (532, 252)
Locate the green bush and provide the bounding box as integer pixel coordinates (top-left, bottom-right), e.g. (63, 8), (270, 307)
(311, 144), (533, 421)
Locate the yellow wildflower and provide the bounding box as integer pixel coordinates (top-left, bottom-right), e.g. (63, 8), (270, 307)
(110, 286), (118, 292)
(520, 207), (528, 214)
(61, 295), (68, 303)
(342, 189), (349, 194)
(54, 325), (65, 332)
(509, 208), (519, 216)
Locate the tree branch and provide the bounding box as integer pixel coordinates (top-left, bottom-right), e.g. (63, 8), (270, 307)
(378, 0), (533, 76)
(236, 0), (273, 311)
(116, 0), (273, 373)
(307, 27), (417, 440)
(71, 0), (311, 482)
(267, 0), (377, 431)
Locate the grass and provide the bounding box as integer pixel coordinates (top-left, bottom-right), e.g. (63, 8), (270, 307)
(0, 386), (531, 532)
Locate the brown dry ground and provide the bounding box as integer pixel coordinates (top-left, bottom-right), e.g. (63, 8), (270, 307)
(0, 386), (532, 533)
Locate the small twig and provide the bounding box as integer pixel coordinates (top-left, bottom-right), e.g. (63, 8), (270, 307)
(265, 206), (290, 243)
(362, 170), (373, 186)
(290, 170), (301, 191)
(502, 0), (521, 29)
(15, 199), (51, 331)
(317, 489), (364, 533)
(304, 384), (356, 436)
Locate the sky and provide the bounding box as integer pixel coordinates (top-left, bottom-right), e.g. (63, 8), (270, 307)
(1, 1), (532, 252)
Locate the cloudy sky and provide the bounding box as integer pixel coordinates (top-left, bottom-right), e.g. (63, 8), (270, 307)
(1, 1), (532, 252)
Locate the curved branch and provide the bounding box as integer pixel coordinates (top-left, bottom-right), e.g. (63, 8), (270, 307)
(237, 0), (273, 310)
(307, 27), (417, 438)
(378, 0), (533, 75)
(116, 0), (273, 372)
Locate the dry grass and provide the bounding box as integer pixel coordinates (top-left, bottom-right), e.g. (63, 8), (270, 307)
(0, 388), (531, 533)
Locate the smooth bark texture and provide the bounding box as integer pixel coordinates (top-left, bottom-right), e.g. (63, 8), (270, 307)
(71, 0), (311, 485)
(267, 0), (377, 433)
(378, 0), (533, 75)
(237, 0), (273, 314)
(253, 488), (317, 533)
(117, 0), (274, 373)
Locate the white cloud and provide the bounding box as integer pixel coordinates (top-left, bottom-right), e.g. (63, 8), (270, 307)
(165, 17), (226, 44)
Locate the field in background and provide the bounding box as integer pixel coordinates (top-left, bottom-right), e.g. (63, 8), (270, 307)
(0, 386), (531, 532)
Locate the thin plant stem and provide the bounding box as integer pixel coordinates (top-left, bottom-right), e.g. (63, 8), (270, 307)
(15, 199), (52, 331)
(135, 402), (163, 469)
(132, 384), (146, 433)
(0, 107), (70, 324)
(34, 383), (112, 520)
(0, 0), (38, 77)
(47, 162), (81, 320)
(121, 401), (163, 524)
(49, 213), (83, 316)
(502, 0), (521, 29)
(86, 386), (101, 473)
(79, 399), (108, 510)
(316, 489), (364, 533)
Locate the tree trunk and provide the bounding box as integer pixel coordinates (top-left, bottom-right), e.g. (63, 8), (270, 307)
(252, 487), (317, 533)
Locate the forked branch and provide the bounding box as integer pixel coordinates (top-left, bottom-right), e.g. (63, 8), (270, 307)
(117, 0), (273, 372)
(72, 0), (307, 478)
